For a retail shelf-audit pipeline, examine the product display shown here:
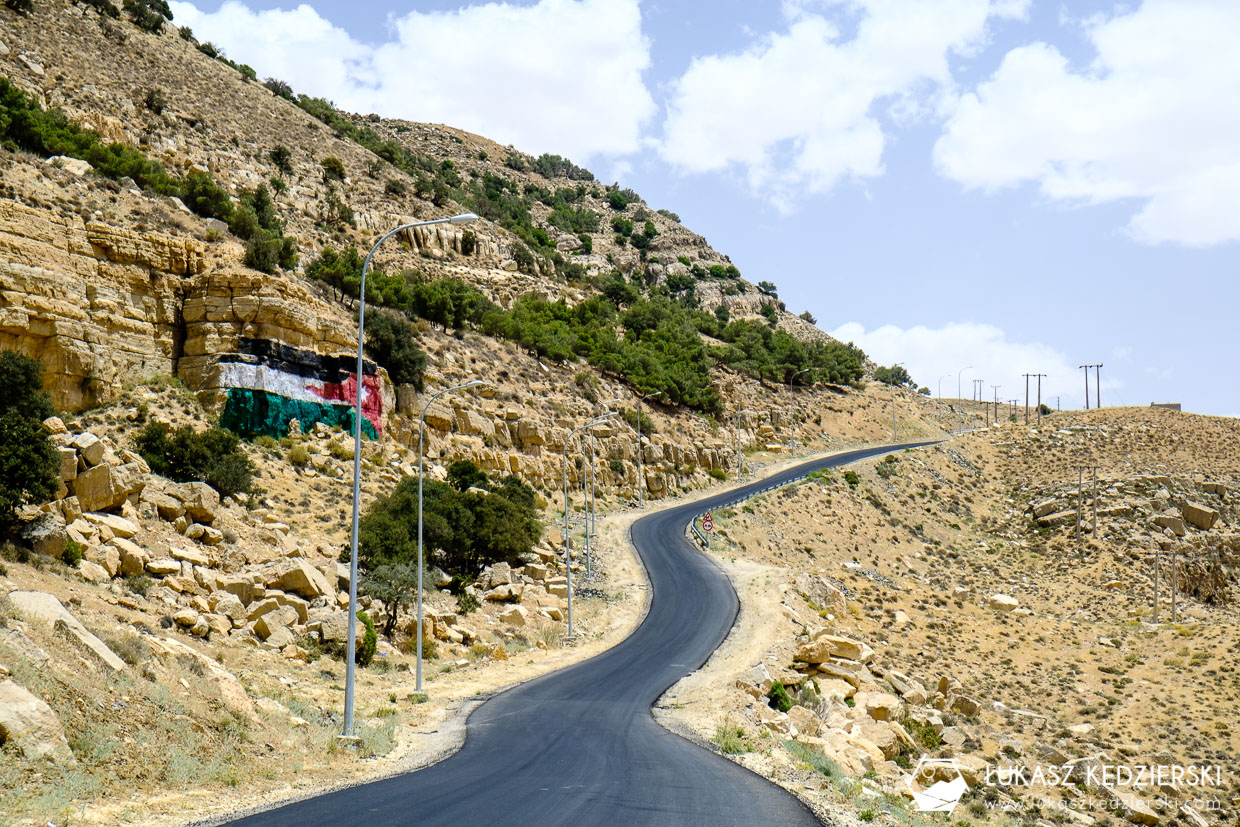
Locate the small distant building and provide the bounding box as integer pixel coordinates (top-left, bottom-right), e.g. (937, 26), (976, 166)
(1150, 402), (1182, 412)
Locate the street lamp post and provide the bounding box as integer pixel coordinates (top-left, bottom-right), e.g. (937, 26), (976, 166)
(561, 413), (615, 638)
(889, 362), (904, 442)
(735, 407), (752, 480)
(415, 378), (482, 693)
(343, 211), (477, 739)
(736, 381), (759, 480)
(636, 391), (663, 507)
(955, 365), (973, 436)
(788, 368), (812, 450)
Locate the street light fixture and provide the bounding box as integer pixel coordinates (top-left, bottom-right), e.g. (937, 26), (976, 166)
(414, 378), (483, 693)
(736, 381), (759, 480)
(561, 412), (616, 638)
(956, 365), (973, 436)
(583, 400), (620, 579)
(343, 211), (477, 739)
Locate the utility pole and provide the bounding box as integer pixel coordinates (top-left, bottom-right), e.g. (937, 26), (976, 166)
(1023, 374), (1032, 424)
(1094, 364), (1103, 408)
(1009, 399), (1018, 420)
(991, 385), (1000, 425)
(1090, 465), (1098, 537)
(1079, 364), (1091, 409)
(1152, 551), (1159, 623)
(1033, 373), (1047, 425)
(1171, 547), (1178, 622)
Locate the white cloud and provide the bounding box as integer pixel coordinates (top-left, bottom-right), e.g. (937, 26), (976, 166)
(169, 0), (655, 162)
(934, 0), (1240, 246)
(659, 0), (1028, 207)
(831, 320), (1094, 409)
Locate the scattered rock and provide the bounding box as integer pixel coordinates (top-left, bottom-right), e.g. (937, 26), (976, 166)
(6, 591), (126, 672)
(0, 679), (75, 764)
(989, 594), (1019, 612)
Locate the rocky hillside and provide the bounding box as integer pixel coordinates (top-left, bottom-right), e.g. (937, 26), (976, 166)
(668, 407), (1239, 827)
(0, 0), (928, 513)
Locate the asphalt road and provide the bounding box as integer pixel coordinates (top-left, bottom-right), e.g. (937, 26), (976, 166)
(229, 443), (929, 827)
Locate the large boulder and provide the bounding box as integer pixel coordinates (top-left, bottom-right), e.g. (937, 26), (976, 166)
(0, 679), (75, 763)
(73, 463), (145, 512)
(71, 432), (105, 466)
(210, 593), (248, 628)
(20, 513), (66, 558)
(854, 690), (903, 721)
(989, 594), (1019, 612)
(793, 572), (848, 617)
(6, 591), (126, 672)
(56, 446), (78, 481)
(795, 633), (874, 665)
(72, 464), (121, 512)
(1181, 501), (1219, 531)
(266, 559), (331, 600)
(168, 481), (219, 524)
(147, 637), (257, 723)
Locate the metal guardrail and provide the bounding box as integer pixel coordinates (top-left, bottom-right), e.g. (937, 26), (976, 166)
(687, 472), (818, 551)
(690, 518), (710, 549)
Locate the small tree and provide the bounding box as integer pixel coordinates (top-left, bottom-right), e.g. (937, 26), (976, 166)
(359, 564), (418, 637)
(756, 280), (779, 298)
(0, 352), (58, 528)
(355, 611), (377, 666)
(365, 312), (426, 389)
(798, 310), (817, 325)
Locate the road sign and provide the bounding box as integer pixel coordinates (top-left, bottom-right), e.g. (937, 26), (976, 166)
(702, 512), (713, 532)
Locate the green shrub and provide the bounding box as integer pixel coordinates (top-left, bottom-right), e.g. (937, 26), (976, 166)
(85, 0), (121, 17)
(269, 144), (293, 175)
(123, 0), (168, 32)
(320, 156), (346, 181)
(383, 178), (406, 196)
(903, 716), (942, 750)
(142, 87), (166, 114)
(355, 611), (377, 666)
(327, 440), (353, 461)
(62, 539), (84, 568)
(4, 0), (34, 13)
(287, 444), (310, 466)
(105, 632), (150, 666)
(180, 170), (233, 221)
(126, 574), (152, 597)
(0, 351), (58, 528)
(461, 229), (477, 256)
(712, 717), (750, 754)
(446, 460), (487, 493)
(709, 468), (727, 481)
(768, 680), (793, 712)
(133, 422), (254, 498)
(843, 470), (860, 488)
(608, 458), (625, 477)
(784, 739), (840, 777)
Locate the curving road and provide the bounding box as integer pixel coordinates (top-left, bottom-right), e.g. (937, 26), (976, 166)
(229, 443), (930, 827)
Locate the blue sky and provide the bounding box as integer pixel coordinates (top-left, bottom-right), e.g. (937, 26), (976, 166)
(169, 0), (1239, 416)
